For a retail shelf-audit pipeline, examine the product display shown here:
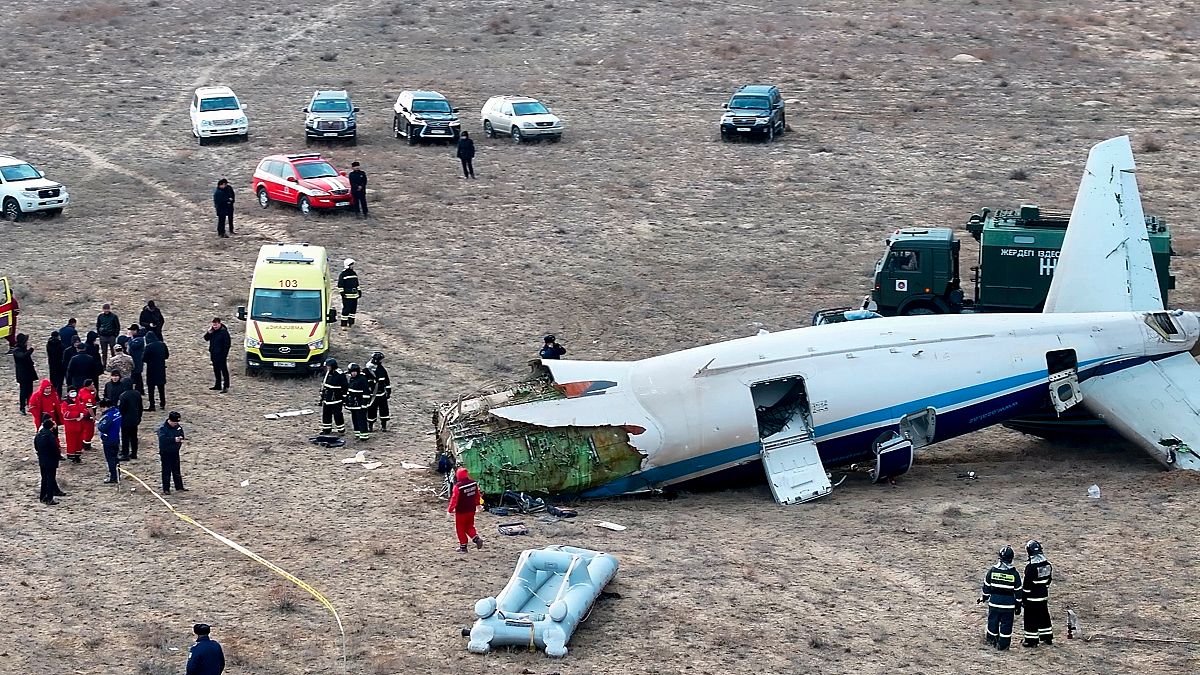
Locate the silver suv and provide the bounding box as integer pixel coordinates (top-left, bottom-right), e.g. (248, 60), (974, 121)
(393, 90), (461, 145)
(303, 90), (359, 146)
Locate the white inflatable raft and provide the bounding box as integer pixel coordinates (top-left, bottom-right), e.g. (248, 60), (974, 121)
(467, 545), (619, 657)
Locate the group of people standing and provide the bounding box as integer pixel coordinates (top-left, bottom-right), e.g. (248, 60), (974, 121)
(979, 541), (1055, 651)
(318, 351), (391, 441)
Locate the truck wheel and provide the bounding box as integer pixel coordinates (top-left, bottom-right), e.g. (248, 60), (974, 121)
(3, 198), (22, 222)
(902, 305), (939, 316)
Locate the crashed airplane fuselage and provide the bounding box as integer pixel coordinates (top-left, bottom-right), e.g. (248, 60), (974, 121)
(435, 136), (1200, 504)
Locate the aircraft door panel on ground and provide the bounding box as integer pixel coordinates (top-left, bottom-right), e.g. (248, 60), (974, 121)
(751, 376), (832, 504)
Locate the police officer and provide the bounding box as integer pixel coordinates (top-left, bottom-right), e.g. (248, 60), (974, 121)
(979, 545), (1022, 650)
(539, 334), (566, 360)
(1021, 540), (1054, 646)
(186, 623), (225, 674)
(344, 363), (373, 440)
(337, 259), (360, 329)
(157, 411), (187, 494)
(348, 161), (368, 218)
(366, 351), (391, 432)
(318, 358), (347, 435)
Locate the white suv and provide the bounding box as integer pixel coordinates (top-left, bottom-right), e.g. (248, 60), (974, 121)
(0, 155), (70, 221)
(481, 95), (563, 143)
(190, 86), (249, 145)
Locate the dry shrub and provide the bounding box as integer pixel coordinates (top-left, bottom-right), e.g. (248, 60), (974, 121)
(145, 517), (169, 539)
(137, 660), (173, 675)
(370, 542), (389, 556)
(713, 43), (743, 58)
(1008, 168), (1030, 181)
(267, 582), (300, 613)
(941, 505), (963, 518)
(370, 655), (405, 674)
(1141, 137), (1164, 153)
(319, 51), (338, 62)
(57, 3), (124, 22)
(135, 624), (171, 651)
(485, 12), (515, 34)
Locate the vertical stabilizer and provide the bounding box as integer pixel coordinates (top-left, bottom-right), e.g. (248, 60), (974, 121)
(1043, 136), (1162, 313)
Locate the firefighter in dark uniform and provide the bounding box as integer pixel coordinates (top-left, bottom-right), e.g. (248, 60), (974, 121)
(1021, 540), (1054, 646)
(344, 363), (373, 440)
(979, 545), (1022, 650)
(337, 259), (360, 329)
(365, 351), (391, 432)
(318, 358), (347, 435)
(539, 334), (566, 360)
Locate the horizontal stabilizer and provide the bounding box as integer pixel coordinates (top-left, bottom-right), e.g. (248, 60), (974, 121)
(1081, 353), (1200, 470)
(1044, 136), (1163, 313)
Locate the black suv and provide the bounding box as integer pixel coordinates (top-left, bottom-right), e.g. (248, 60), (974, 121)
(719, 85), (785, 142)
(303, 90), (359, 145)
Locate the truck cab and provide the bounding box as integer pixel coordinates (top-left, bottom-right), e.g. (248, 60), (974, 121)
(870, 228), (962, 315)
(237, 244), (336, 374)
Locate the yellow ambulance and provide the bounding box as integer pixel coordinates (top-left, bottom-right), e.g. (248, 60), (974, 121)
(236, 244), (336, 373)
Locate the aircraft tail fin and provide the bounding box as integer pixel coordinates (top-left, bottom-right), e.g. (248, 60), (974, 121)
(1043, 136), (1163, 313)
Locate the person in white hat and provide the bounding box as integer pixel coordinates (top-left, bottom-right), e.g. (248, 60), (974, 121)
(337, 259), (360, 329)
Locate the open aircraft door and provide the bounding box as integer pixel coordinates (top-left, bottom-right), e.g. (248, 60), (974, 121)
(751, 376), (832, 504)
(0, 277), (15, 348)
(1046, 349), (1083, 414)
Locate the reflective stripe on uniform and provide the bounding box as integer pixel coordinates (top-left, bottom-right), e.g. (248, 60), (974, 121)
(1039, 628), (1053, 635)
(988, 582), (1017, 590)
(999, 632), (1011, 638)
(1024, 597), (1048, 602)
(1029, 579), (1051, 585)
(989, 602), (1016, 609)
(322, 399), (343, 405)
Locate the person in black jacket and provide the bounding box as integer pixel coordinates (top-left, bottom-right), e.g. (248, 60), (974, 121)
(337, 259), (360, 328)
(46, 331), (65, 396)
(365, 351), (391, 432)
(318, 358), (347, 435)
(139, 301), (165, 340)
(84, 330), (104, 383)
(348, 161), (368, 218)
(456, 131), (476, 178)
(186, 623), (225, 674)
(213, 178), (235, 237)
(979, 545), (1023, 651)
(157, 411), (187, 494)
(117, 385), (143, 460)
(102, 369), (131, 406)
(143, 332), (169, 411)
(539, 334), (566, 360)
(203, 317), (230, 392)
(96, 303), (121, 367)
(1021, 540), (1054, 647)
(66, 342), (97, 390)
(123, 324), (146, 393)
(11, 333), (37, 414)
(344, 363), (373, 441)
(35, 415), (63, 504)
(58, 318), (78, 349)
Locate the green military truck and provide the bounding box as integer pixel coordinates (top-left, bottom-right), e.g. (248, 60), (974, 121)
(868, 205), (1174, 316)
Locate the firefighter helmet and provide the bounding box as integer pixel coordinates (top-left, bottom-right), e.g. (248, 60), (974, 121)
(324, 358), (338, 369)
(370, 351), (384, 363)
(1026, 540), (1043, 556)
(347, 362), (361, 372)
(998, 545), (1015, 564)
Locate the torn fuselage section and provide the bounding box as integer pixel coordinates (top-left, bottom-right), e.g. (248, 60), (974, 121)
(434, 365), (647, 498)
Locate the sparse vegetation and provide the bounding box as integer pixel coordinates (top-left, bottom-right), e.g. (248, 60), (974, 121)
(1009, 168), (1030, 181)
(267, 583), (300, 613)
(319, 51), (338, 62)
(1141, 137), (1164, 153)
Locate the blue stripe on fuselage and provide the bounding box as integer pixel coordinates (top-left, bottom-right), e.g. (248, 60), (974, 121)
(580, 354), (1156, 498)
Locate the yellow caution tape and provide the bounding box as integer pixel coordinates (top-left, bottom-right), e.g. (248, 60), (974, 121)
(118, 467), (347, 671)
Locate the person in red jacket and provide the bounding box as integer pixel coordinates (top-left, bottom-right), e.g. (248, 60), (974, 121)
(27, 379), (62, 431)
(60, 389), (88, 463)
(447, 467), (484, 553)
(77, 379), (98, 451)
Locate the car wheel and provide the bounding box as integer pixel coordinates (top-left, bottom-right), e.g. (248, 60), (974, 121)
(198, 135), (208, 146)
(720, 129), (730, 142)
(304, 136), (313, 147)
(767, 125), (775, 142)
(299, 196), (312, 216)
(407, 125), (419, 146)
(3, 198), (22, 222)
(511, 127), (523, 144)
(394, 116), (403, 139)
(548, 135), (561, 143)
(348, 135), (358, 147)
(483, 120), (495, 138)
(257, 187), (270, 209)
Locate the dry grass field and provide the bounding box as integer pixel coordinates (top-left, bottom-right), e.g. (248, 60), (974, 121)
(2, 0), (1200, 673)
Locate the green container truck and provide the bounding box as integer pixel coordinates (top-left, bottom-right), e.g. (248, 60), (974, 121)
(868, 205), (1174, 316)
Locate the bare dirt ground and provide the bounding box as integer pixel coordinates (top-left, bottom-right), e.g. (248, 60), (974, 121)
(2, 0), (1200, 673)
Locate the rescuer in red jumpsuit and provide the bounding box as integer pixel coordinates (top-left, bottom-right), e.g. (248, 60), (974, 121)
(77, 380), (98, 451)
(27, 379), (62, 431)
(60, 390), (88, 463)
(447, 467), (484, 553)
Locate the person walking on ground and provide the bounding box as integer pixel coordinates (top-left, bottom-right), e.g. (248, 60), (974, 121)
(27, 379), (62, 431)
(348, 162), (368, 218)
(365, 351), (391, 432)
(979, 545), (1022, 651)
(102, 369), (130, 406)
(97, 401), (122, 484)
(539, 334), (566, 360)
(46, 330), (65, 396)
(11, 333), (37, 414)
(96, 304), (121, 367)
(337, 259), (360, 329)
(139, 301), (165, 340)
(456, 130), (476, 179)
(447, 467), (484, 553)
(186, 623), (225, 675)
(157, 410), (187, 494)
(65, 342), (96, 391)
(108, 343), (134, 381)
(344, 363), (373, 441)
(203, 317), (231, 392)
(60, 389), (87, 464)
(318, 358), (347, 435)
(143, 332), (169, 411)
(78, 379), (98, 452)
(1021, 540), (1054, 647)
(213, 178), (235, 237)
(59, 318), (78, 349)
(118, 384), (143, 460)
(35, 415), (64, 505)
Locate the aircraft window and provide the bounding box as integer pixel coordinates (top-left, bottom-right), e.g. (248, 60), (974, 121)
(889, 250), (920, 272)
(1145, 312), (1184, 341)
